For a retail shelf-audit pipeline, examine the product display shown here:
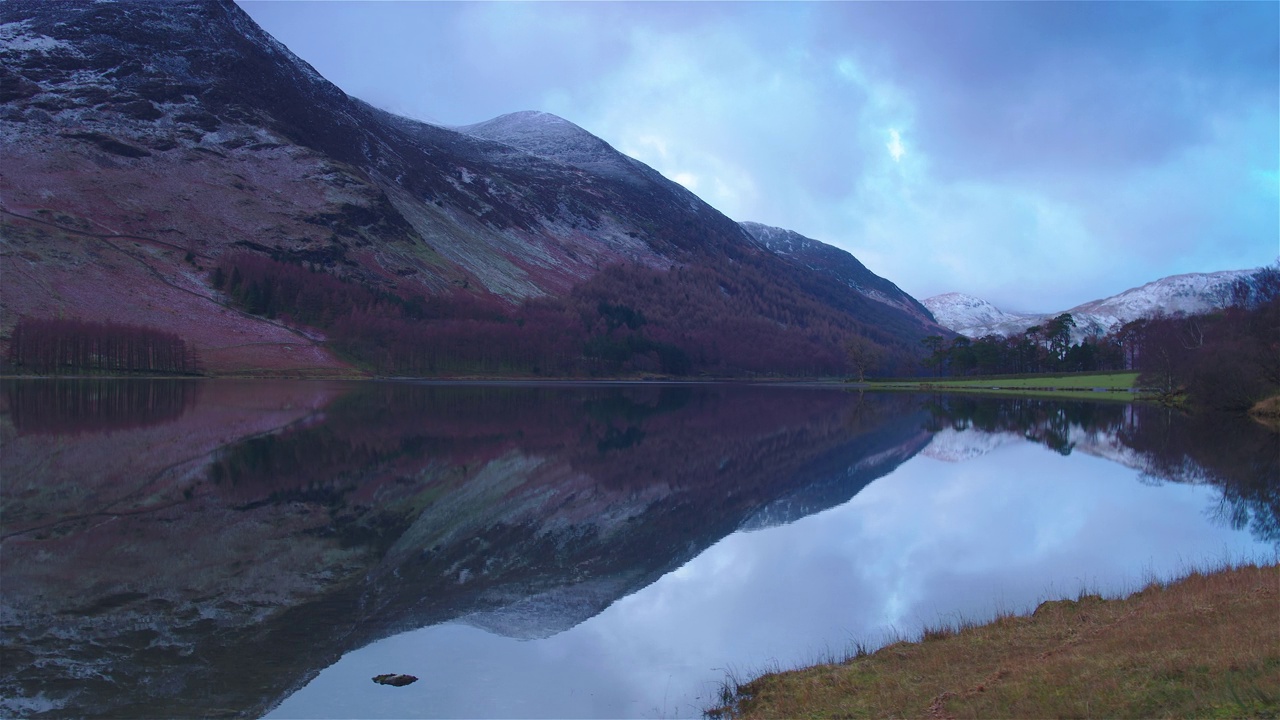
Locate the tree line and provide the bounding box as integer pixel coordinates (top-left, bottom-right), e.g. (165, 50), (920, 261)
(918, 312), (1126, 377)
(6, 317), (199, 375)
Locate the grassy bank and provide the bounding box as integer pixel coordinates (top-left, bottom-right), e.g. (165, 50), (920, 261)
(707, 562), (1279, 719)
(863, 371), (1144, 400)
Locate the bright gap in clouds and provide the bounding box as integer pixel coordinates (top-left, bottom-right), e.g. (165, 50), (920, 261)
(887, 129), (906, 162)
(673, 172), (699, 191)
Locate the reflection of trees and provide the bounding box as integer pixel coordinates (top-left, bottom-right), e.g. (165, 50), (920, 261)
(924, 396), (1279, 545)
(1119, 406), (1280, 545)
(923, 396), (1127, 456)
(206, 384), (925, 508)
(205, 384), (702, 505)
(2, 379), (199, 434)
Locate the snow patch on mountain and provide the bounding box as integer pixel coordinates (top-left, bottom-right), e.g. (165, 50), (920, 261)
(0, 20), (75, 53)
(922, 293), (1039, 338)
(455, 110), (708, 216)
(922, 428), (1024, 462)
(458, 111), (619, 171)
(1065, 269), (1258, 337)
(460, 573), (640, 640)
(1071, 427), (1148, 474)
(922, 424), (1147, 472)
(740, 221), (811, 256)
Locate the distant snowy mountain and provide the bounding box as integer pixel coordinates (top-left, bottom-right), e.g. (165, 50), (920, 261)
(922, 293), (1038, 338)
(924, 269), (1260, 341)
(920, 426), (1147, 472)
(922, 427), (1024, 462)
(1065, 269), (1259, 338)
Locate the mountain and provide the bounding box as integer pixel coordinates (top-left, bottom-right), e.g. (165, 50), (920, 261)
(457, 110), (679, 189)
(739, 221), (939, 327)
(1064, 269), (1259, 337)
(0, 0), (939, 377)
(916, 292), (1034, 338)
(924, 269), (1260, 341)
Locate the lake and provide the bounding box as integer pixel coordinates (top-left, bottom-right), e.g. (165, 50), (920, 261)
(1, 379), (1275, 718)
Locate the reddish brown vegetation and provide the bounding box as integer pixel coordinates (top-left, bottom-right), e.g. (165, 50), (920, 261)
(213, 252), (928, 377)
(0, 216), (354, 377)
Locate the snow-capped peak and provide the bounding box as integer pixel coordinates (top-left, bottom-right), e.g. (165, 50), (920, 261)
(457, 110), (623, 171)
(922, 293), (1037, 336)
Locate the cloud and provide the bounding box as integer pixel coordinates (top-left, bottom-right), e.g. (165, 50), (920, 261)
(817, 2), (1280, 181)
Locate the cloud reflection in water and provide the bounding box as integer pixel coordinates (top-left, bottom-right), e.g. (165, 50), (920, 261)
(270, 428), (1272, 719)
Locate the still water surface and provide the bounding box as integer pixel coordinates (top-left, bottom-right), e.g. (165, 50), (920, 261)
(1, 380), (1275, 718)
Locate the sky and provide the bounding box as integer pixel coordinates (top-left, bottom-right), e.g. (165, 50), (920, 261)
(237, 1), (1279, 312)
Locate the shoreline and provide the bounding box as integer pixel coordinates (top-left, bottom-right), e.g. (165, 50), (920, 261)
(0, 373), (852, 384)
(0, 373), (1167, 401)
(0, 370), (1133, 386)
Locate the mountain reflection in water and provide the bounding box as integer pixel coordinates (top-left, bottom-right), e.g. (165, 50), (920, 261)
(0, 381), (1274, 718)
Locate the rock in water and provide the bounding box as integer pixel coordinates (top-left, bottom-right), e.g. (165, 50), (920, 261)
(372, 673), (418, 687)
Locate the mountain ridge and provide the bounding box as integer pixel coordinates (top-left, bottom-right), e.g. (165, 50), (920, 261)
(924, 268), (1261, 340)
(740, 221), (938, 326)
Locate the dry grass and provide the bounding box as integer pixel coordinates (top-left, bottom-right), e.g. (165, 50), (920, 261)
(708, 563), (1280, 719)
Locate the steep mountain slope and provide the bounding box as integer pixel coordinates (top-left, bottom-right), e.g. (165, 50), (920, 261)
(739, 221), (939, 326)
(0, 0), (940, 376)
(924, 269), (1259, 341)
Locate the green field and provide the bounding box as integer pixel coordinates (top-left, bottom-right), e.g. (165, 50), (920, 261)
(862, 371), (1143, 399)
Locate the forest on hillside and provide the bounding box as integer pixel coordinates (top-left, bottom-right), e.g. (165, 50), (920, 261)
(205, 252), (929, 378)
